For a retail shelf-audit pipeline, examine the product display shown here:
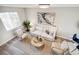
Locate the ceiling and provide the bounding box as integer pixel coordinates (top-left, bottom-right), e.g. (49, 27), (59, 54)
(0, 4), (79, 8)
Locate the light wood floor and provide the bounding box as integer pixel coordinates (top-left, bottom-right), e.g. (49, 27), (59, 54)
(0, 37), (52, 55)
(0, 36), (70, 55)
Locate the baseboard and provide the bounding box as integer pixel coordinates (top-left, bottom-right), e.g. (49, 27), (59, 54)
(56, 35), (74, 42)
(0, 36), (16, 46)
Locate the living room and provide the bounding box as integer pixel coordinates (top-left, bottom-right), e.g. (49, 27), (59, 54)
(0, 4), (79, 55)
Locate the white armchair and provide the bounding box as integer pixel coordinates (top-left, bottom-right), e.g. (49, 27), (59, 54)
(51, 40), (69, 55)
(15, 27), (28, 40)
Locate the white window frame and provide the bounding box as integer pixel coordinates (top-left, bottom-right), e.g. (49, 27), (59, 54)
(0, 12), (21, 31)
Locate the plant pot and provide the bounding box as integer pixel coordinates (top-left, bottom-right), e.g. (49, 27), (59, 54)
(26, 28), (30, 32)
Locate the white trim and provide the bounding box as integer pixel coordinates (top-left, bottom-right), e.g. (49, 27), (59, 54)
(56, 35), (74, 42)
(0, 36), (16, 46)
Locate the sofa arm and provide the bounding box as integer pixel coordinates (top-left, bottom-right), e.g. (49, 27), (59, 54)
(51, 47), (65, 55)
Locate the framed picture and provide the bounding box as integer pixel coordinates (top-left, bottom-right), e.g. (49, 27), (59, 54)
(37, 12), (55, 26)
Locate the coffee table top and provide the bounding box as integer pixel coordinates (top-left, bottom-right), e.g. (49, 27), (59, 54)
(31, 37), (44, 47)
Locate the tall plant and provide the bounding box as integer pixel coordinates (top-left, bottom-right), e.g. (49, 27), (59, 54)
(23, 20), (31, 32)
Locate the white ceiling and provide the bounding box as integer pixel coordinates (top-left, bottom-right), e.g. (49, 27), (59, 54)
(0, 4), (79, 8)
(0, 4), (38, 8)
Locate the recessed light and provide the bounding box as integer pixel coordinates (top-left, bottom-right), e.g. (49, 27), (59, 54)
(38, 4), (50, 8)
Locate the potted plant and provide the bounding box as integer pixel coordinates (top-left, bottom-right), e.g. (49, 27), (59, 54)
(23, 20), (31, 32)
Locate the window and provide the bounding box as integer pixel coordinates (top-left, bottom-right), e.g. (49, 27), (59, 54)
(0, 12), (21, 31)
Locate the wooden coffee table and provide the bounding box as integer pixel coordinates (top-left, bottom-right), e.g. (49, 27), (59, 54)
(31, 37), (44, 48)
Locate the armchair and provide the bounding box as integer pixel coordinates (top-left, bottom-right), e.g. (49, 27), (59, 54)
(51, 40), (69, 55)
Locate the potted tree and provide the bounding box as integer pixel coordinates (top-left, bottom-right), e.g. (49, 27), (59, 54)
(23, 20), (31, 32)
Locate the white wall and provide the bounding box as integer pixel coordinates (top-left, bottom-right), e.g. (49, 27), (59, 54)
(55, 7), (79, 40)
(24, 8), (55, 26)
(0, 7), (25, 45)
(25, 7), (79, 41)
